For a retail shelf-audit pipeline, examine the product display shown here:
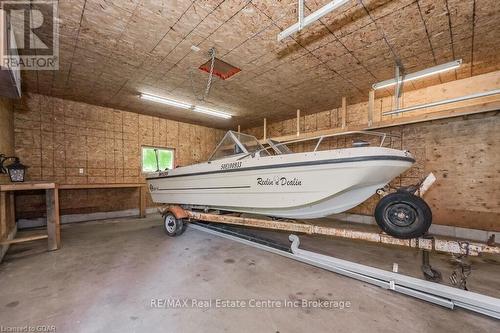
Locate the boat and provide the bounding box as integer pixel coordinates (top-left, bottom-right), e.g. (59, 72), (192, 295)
(146, 130), (432, 239)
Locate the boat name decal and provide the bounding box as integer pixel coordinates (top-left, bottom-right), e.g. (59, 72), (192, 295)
(221, 161), (242, 170)
(257, 177), (302, 186)
(149, 184), (159, 192)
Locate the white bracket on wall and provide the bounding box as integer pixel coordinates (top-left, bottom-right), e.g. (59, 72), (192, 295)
(278, 0), (350, 41)
(298, 0), (304, 30)
(394, 64), (404, 111)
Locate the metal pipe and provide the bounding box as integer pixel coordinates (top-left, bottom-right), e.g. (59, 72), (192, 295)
(278, 0), (350, 41)
(383, 89), (500, 116)
(380, 133), (386, 147)
(298, 0), (304, 30)
(241, 130), (401, 160)
(313, 137), (324, 151)
(394, 65), (401, 110)
(288, 235), (500, 318)
(368, 90), (374, 127)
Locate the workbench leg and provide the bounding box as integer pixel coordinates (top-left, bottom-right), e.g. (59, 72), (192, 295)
(9, 192), (15, 231)
(139, 186), (146, 218)
(0, 192), (6, 240)
(46, 188), (61, 250)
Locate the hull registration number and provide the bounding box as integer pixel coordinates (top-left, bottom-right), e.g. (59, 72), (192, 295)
(221, 161), (242, 170)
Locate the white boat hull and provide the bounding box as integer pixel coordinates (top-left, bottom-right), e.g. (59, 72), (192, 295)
(147, 147), (414, 219)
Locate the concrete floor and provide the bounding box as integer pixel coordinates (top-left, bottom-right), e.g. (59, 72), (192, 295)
(0, 215), (499, 333)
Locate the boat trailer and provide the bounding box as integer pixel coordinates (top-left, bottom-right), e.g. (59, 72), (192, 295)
(159, 205), (500, 319)
(162, 205), (499, 257)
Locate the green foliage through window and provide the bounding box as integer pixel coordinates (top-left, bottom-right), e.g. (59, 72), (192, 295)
(142, 147), (174, 172)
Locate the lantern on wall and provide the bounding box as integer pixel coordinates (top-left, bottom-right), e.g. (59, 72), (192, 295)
(0, 154), (28, 183)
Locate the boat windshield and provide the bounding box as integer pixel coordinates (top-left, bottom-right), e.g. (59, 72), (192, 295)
(209, 131), (269, 161)
(267, 139), (293, 154)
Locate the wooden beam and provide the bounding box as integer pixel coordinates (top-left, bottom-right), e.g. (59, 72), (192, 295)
(46, 188), (60, 251)
(9, 192), (15, 227)
(0, 192), (6, 240)
(186, 210), (499, 256)
(296, 109), (300, 136)
(139, 186), (147, 218)
(59, 183), (144, 189)
(263, 118), (267, 140)
(0, 234), (48, 245)
(368, 100), (500, 130)
(0, 182), (56, 192)
(368, 90), (374, 127)
(0, 192), (14, 242)
(259, 99), (500, 143)
(341, 97), (347, 129)
(59, 183), (148, 218)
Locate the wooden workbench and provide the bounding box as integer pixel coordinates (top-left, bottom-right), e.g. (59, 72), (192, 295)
(0, 182), (60, 251)
(58, 183), (147, 218)
(0, 182), (148, 260)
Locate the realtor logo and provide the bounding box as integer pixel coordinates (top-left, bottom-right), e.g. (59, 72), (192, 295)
(0, 0), (59, 70)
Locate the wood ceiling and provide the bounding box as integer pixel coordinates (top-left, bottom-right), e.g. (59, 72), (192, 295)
(18, 0), (500, 128)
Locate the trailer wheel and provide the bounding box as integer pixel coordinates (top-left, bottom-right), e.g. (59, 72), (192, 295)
(375, 192), (432, 239)
(163, 213), (187, 237)
(175, 219), (187, 236)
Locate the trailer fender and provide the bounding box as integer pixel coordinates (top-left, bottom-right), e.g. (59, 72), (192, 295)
(158, 205), (189, 220)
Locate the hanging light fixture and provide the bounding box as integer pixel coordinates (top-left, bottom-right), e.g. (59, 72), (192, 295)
(140, 93), (191, 109)
(139, 93), (232, 119)
(0, 154), (28, 182)
(192, 106), (232, 119)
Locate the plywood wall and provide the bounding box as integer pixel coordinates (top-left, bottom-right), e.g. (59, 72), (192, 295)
(244, 106), (500, 232)
(13, 93), (225, 218)
(398, 113), (500, 231)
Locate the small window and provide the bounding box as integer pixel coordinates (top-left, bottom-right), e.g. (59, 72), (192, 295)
(141, 146), (174, 172)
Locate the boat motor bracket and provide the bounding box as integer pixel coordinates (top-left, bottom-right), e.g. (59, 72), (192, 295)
(377, 172), (436, 198)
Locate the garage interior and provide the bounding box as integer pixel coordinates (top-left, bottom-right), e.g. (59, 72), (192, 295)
(0, 0), (499, 332)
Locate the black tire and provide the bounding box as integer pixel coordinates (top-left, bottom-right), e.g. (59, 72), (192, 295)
(374, 192), (432, 239)
(163, 213), (187, 237)
(175, 219), (188, 236)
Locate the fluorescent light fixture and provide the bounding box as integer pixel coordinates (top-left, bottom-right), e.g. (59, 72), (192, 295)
(140, 93), (191, 109)
(372, 59), (462, 90)
(278, 0), (350, 41)
(193, 106), (232, 119)
(140, 93), (232, 119)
